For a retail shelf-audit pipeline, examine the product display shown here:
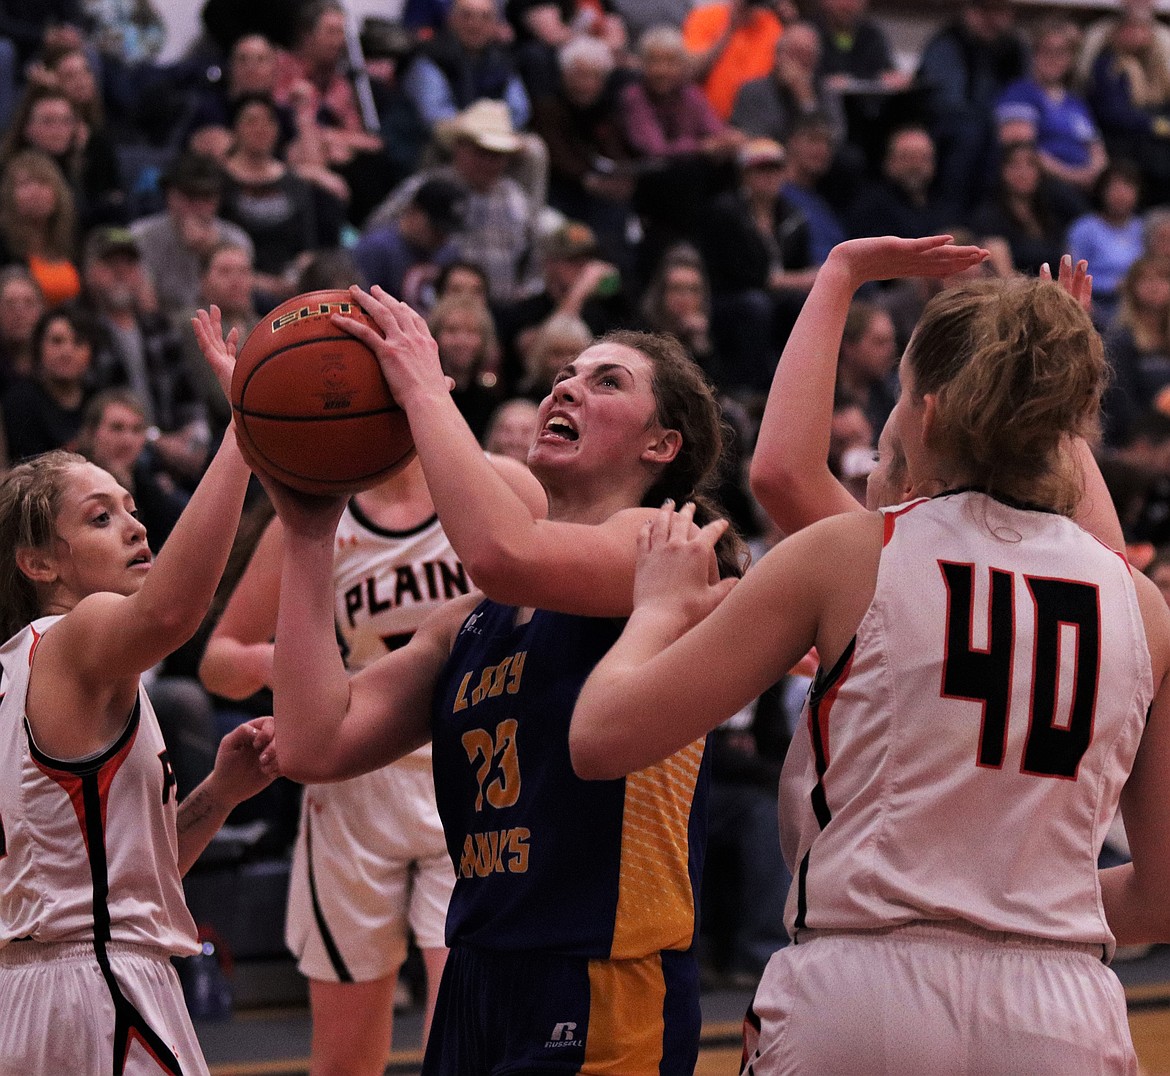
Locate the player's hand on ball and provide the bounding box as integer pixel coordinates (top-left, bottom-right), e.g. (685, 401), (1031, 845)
(247, 458), (349, 540)
(334, 285), (449, 407)
(191, 305), (239, 400)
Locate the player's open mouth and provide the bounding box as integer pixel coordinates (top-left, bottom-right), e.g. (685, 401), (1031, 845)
(127, 552), (152, 568)
(543, 416), (578, 441)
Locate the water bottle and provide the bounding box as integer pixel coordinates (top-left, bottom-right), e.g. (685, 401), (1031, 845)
(181, 939), (233, 1021)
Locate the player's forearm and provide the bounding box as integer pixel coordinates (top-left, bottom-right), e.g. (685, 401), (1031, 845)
(570, 606), (692, 779)
(272, 529), (354, 778)
(397, 388), (541, 590)
(135, 429), (251, 643)
(176, 776), (237, 875)
(751, 258), (856, 530)
(200, 638), (274, 700)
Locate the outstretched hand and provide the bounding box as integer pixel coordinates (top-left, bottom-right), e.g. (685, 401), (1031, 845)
(633, 501), (738, 631)
(191, 306), (240, 401)
(1041, 254), (1093, 313)
(828, 235), (989, 292)
(332, 285), (454, 407)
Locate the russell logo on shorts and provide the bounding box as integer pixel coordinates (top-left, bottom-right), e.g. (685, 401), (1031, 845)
(546, 1021), (579, 1048)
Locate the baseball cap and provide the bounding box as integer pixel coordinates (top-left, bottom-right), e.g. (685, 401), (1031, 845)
(84, 225), (140, 262)
(541, 220), (600, 261)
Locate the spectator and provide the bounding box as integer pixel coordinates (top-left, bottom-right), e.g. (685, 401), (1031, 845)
(1103, 255), (1170, 447)
(402, 0), (531, 135)
(73, 224), (210, 487)
(1077, 0), (1170, 85)
(995, 18), (1106, 200)
(129, 150), (254, 322)
(352, 176), (466, 312)
(483, 395), (540, 463)
(781, 113), (847, 262)
(432, 257), (490, 306)
(683, 0), (786, 121)
(530, 35), (635, 264)
(218, 92), (330, 301)
(639, 241), (716, 372)
(621, 24), (744, 259)
(1066, 160), (1145, 328)
(1, 304), (98, 460)
(846, 125), (951, 239)
(0, 149), (81, 307)
(271, 0), (389, 222)
(835, 298), (899, 437)
(699, 136), (815, 395)
(182, 240), (258, 442)
(917, 0), (1028, 219)
(365, 99), (538, 305)
(1146, 205), (1170, 260)
(77, 387), (188, 552)
(968, 139), (1081, 277)
(730, 20), (846, 148)
(1084, 4), (1170, 192)
(182, 34), (298, 165)
(504, 0), (627, 100)
(0, 264), (45, 389)
(0, 85), (122, 230)
(517, 311), (592, 401)
(428, 293), (501, 440)
(814, 0), (906, 89)
(495, 219), (632, 393)
(622, 25), (739, 161)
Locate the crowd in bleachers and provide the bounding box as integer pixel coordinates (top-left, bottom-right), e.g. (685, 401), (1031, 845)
(3, 0), (1170, 1000)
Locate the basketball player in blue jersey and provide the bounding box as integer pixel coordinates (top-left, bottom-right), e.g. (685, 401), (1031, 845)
(200, 450), (544, 1076)
(569, 240), (1170, 1074)
(0, 307), (279, 1076)
(254, 286), (745, 1074)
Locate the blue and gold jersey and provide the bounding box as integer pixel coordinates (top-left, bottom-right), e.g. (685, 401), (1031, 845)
(432, 600), (709, 960)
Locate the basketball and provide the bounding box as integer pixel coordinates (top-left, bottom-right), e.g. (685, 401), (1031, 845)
(231, 290), (415, 494)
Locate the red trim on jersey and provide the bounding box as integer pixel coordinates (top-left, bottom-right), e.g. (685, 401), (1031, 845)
(808, 648), (856, 771)
(27, 624), (42, 667)
(31, 726), (139, 855)
(121, 1026), (182, 1076)
(1089, 533), (1130, 569)
(882, 498), (929, 547)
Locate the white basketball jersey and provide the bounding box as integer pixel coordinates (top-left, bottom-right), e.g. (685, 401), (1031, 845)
(0, 617), (199, 954)
(780, 491), (1152, 950)
(333, 500), (471, 670)
(332, 500), (474, 765)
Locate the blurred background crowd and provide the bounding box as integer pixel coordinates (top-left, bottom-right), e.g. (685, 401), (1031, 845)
(2, 0), (1169, 1007)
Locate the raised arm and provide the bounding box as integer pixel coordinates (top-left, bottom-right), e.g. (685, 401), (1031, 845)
(570, 505), (882, 778)
(42, 309), (251, 684)
(256, 469), (475, 783)
(1041, 255), (1125, 553)
(334, 287), (656, 616)
(750, 237), (987, 535)
(199, 515), (283, 701)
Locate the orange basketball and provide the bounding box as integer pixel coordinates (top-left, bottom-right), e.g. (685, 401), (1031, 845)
(231, 289), (414, 494)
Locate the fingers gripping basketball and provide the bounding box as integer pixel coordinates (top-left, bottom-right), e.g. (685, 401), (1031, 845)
(230, 290), (415, 494)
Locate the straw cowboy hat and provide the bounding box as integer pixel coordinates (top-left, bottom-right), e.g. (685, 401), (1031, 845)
(439, 99), (522, 154)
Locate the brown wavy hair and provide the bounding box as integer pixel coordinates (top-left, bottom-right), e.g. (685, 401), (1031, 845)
(603, 329), (748, 578)
(905, 276), (1105, 515)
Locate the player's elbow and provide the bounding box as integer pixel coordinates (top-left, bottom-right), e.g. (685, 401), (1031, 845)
(461, 542), (529, 603)
(569, 708), (627, 781)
